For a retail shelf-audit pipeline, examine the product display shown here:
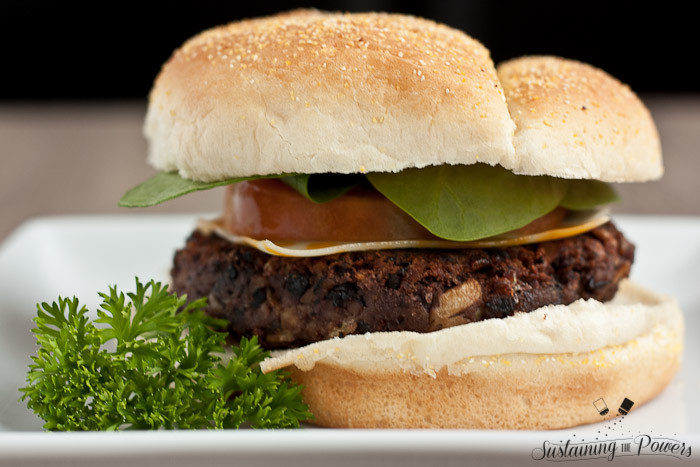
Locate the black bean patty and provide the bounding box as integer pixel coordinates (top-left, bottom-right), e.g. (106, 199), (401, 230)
(171, 222), (634, 349)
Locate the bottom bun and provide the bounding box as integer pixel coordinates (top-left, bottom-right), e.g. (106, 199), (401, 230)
(289, 333), (680, 429)
(263, 281), (683, 429)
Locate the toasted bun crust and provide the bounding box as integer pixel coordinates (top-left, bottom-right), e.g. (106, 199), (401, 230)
(263, 281), (683, 429)
(497, 56), (662, 182)
(145, 11), (661, 183)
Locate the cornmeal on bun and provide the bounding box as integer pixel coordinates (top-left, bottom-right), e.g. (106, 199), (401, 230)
(132, 10), (683, 429)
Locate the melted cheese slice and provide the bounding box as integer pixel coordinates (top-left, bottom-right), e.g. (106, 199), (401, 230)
(197, 210), (610, 257)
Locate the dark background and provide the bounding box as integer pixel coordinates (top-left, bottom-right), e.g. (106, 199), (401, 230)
(1, 1), (695, 100)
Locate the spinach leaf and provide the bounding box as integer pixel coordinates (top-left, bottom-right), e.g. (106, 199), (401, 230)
(560, 179), (620, 211)
(367, 165), (568, 241)
(280, 174), (365, 203)
(118, 172), (281, 207)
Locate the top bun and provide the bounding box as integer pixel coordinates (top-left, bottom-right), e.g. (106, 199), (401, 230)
(145, 10), (662, 183)
(497, 56), (662, 182)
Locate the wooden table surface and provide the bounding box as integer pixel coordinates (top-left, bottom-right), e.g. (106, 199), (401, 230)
(1, 96), (699, 242)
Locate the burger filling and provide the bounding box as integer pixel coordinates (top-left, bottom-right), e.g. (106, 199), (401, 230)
(152, 165), (630, 350)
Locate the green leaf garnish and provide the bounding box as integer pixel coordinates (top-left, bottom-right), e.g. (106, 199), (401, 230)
(118, 171), (363, 207)
(280, 174), (365, 203)
(20, 278), (312, 430)
(118, 172), (281, 207)
(367, 165), (568, 241)
(560, 179), (620, 211)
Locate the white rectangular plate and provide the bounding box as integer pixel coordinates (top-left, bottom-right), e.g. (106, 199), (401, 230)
(0, 214), (698, 467)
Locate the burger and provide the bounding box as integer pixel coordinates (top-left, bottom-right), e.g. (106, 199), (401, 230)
(121, 10), (684, 429)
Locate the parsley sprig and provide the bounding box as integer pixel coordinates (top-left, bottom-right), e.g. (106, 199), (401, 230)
(20, 278), (312, 430)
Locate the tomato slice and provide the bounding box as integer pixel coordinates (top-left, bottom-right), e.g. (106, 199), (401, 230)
(222, 179), (567, 242)
(223, 179), (435, 242)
